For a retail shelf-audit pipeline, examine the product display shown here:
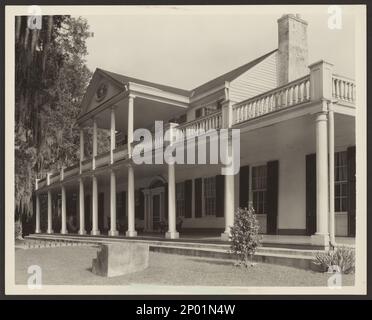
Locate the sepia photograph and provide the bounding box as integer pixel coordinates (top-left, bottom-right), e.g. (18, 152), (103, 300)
(3, 4), (367, 297)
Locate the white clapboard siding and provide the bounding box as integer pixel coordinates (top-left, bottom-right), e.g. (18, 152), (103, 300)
(229, 52), (278, 103)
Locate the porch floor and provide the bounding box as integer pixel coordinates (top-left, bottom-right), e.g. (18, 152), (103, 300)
(30, 231), (355, 249)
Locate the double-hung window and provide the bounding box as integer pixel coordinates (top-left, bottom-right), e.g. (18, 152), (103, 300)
(204, 177), (216, 216)
(252, 165), (267, 214)
(176, 182), (185, 217)
(335, 151), (348, 212)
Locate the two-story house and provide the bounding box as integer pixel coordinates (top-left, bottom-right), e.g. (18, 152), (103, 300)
(33, 14), (356, 249)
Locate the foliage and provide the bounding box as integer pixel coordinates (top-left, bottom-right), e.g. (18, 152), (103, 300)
(313, 246), (355, 274)
(15, 15), (99, 221)
(229, 204), (262, 267)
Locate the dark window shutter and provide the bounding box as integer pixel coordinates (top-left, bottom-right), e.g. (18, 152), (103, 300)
(194, 178), (202, 218)
(184, 180), (192, 218)
(267, 160), (279, 234)
(239, 165), (250, 208)
(306, 154), (316, 236)
(136, 189), (144, 220)
(216, 175), (225, 217)
(347, 146), (356, 237)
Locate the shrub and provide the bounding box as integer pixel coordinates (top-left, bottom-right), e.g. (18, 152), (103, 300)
(313, 246), (355, 274)
(229, 204), (262, 267)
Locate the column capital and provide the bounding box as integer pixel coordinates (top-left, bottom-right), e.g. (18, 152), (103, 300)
(128, 93), (136, 100)
(315, 112), (328, 122)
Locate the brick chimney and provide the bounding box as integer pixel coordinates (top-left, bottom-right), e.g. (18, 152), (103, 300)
(277, 14), (309, 86)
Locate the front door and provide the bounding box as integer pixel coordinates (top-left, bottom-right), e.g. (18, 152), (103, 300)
(152, 194), (161, 230)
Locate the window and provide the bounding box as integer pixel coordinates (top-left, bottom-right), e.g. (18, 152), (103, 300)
(335, 151), (348, 212)
(176, 182), (185, 217)
(195, 108), (204, 119)
(252, 165), (267, 214)
(204, 177), (216, 216)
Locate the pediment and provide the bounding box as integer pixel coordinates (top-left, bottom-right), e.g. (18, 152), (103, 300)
(79, 69), (125, 118)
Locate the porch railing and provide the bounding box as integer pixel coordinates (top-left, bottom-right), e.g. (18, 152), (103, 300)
(113, 144), (129, 162)
(175, 111), (222, 141)
(49, 171), (60, 184)
(332, 74), (356, 103)
(95, 151), (110, 168)
(81, 157), (92, 172)
(64, 163), (79, 178)
(38, 178), (47, 189)
(232, 75), (311, 125)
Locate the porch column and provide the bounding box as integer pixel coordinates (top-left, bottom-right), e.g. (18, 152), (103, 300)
(126, 164), (137, 237)
(91, 175), (100, 235)
(109, 170), (118, 236)
(166, 163), (179, 239)
(61, 185), (67, 234)
(221, 173), (234, 241)
(328, 103), (336, 245)
(47, 173), (53, 233)
(79, 128), (84, 173)
(110, 107), (116, 164)
(35, 179), (41, 233)
(311, 111), (330, 248)
(127, 95), (134, 156)
(47, 190), (53, 234)
(92, 118), (97, 170)
(79, 178), (86, 235)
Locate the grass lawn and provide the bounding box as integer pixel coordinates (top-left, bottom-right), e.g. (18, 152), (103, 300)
(15, 246), (354, 287)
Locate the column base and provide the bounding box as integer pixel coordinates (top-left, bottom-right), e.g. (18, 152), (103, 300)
(220, 231), (231, 241)
(78, 230), (87, 235)
(165, 231), (179, 239)
(311, 233), (330, 250)
(47, 229), (54, 234)
(109, 230), (119, 236)
(35, 229), (41, 234)
(61, 230), (68, 235)
(126, 230), (138, 237)
(90, 230), (100, 236)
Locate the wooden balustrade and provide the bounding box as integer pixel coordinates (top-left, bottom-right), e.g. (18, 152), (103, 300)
(175, 111), (222, 141)
(233, 75), (310, 125)
(332, 75), (356, 103)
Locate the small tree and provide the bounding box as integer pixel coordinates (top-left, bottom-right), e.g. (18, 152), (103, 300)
(230, 203), (262, 267)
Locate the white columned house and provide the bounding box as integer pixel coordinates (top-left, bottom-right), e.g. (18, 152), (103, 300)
(33, 14), (356, 250)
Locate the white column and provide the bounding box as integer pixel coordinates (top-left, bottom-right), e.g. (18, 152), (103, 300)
(311, 111), (330, 248)
(80, 128), (85, 173)
(110, 107), (116, 164)
(109, 170), (118, 236)
(79, 178), (86, 235)
(127, 95), (134, 156)
(328, 104), (336, 245)
(92, 118), (97, 170)
(166, 163), (179, 239)
(91, 175), (100, 235)
(126, 164), (137, 237)
(221, 173), (235, 241)
(35, 184), (41, 233)
(47, 190), (53, 234)
(61, 185), (67, 234)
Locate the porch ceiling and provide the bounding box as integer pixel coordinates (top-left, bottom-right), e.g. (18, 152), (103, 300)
(84, 96), (187, 133)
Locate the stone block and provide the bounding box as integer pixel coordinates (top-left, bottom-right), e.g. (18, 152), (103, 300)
(91, 243), (149, 277)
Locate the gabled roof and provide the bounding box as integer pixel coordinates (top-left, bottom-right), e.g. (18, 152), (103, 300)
(189, 49), (278, 97)
(97, 49), (277, 99)
(98, 68), (190, 96)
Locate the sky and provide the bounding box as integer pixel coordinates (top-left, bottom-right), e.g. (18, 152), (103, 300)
(80, 6), (356, 90)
